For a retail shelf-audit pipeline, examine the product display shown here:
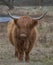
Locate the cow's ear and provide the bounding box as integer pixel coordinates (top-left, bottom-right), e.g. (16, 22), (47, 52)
(14, 19), (18, 25)
(31, 19), (38, 28)
(14, 19), (20, 28)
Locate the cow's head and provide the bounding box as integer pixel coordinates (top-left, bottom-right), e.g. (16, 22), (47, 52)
(8, 11), (47, 40)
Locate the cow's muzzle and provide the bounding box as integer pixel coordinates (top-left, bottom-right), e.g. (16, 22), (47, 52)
(20, 34), (27, 40)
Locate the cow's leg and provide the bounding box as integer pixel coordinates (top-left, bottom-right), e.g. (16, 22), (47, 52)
(15, 48), (18, 57)
(25, 52), (30, 62)
(18, 51), (24, 62)
(25, 44), (33, 62)
(25, 40), (34, 62)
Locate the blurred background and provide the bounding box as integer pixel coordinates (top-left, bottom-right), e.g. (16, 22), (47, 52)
(0, 0), (53, 65)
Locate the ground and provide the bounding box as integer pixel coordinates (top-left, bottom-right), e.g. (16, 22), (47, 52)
(0, 6), (53, 65)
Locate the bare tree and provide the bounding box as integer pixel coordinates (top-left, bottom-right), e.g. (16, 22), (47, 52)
(1, 0), (14, 10)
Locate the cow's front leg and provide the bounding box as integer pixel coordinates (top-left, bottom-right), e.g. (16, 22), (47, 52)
(18, 51), (24, 62)
(25, 52), (30, 62)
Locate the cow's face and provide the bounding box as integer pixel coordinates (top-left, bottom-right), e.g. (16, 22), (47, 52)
(8, 11), (47, 40)
(14, 16), (38, 40)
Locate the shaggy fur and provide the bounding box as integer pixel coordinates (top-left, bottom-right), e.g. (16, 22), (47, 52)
(7, 16), (38, 62)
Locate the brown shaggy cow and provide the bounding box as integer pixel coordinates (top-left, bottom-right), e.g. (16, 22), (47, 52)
(7, 11), (47, 62)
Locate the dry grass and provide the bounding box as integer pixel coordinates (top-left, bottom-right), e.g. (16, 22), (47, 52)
(0, 15), (53, 65)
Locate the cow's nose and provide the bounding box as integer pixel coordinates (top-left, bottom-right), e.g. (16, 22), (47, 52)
(20, 34), (27, 39)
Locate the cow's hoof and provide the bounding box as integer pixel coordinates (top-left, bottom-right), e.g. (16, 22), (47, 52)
(26, 59), (29, 62)
(25, 58), (30, 62)
(18, 58), (23, 62)
(18, 60), (23, 62)
(15, 52), (18, 57)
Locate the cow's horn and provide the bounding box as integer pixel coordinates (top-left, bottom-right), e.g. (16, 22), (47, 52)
(33, 11), (47, 20)
(8, 11), (20, 19)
